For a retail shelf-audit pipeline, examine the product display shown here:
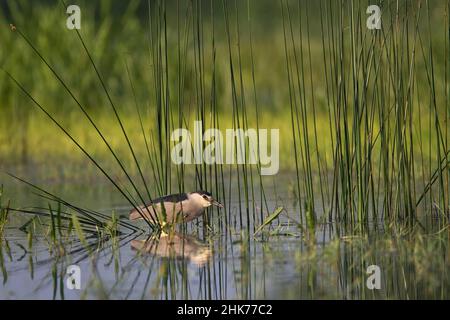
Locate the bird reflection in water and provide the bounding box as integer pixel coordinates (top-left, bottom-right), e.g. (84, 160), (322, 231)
(130, 232), (211, 266)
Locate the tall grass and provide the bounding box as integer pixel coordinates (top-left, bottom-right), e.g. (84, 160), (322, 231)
(280, 0), (450, 231)
(0, 186), (9, 236)
(0, 0), (449, 235)
(2, 0), (450, 301)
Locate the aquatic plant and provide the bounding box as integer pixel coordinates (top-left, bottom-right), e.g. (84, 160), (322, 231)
(0, 185), (9, 237)
(3, 1), (449, 233)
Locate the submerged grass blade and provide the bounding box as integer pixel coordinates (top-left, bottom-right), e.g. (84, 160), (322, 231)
(253, 206), (284, 236)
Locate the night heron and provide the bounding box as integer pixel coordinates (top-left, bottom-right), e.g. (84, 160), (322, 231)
(129, 191), (223, 224)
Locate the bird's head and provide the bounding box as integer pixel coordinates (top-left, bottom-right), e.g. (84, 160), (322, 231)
(190, 191), (224, 208)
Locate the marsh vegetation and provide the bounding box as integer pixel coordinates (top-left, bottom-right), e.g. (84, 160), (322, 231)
(0, 0), (449, 299)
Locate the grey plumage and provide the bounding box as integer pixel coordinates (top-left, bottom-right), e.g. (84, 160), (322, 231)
(150, 193), (189, 204)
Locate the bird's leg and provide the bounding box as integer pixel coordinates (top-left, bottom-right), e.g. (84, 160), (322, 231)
(160, 230), (169, 237)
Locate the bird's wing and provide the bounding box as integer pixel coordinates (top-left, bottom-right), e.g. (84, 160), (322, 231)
(153, 193), (188, 203)
(129, 202), (161, 221)
(129, 194), (187, 222)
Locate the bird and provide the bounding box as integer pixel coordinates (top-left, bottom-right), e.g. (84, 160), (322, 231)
(129, 191), (223, 225)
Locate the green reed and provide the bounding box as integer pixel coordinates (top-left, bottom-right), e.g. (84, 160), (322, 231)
(1, 0), (449, 237)
(0, 185), (11, 284)
(0, 186), (9, 237)
(279, 0), (450, 231)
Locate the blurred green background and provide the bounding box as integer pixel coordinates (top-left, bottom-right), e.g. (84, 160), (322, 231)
(0, 0), (448, 179)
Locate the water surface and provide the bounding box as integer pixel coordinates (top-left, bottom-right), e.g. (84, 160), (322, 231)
(0, 172), (449, 299)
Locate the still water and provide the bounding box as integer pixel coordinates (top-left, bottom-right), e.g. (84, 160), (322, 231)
(0, 170), (449, 300)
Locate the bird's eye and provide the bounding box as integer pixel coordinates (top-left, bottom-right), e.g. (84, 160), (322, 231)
(202, 195), (208, 200)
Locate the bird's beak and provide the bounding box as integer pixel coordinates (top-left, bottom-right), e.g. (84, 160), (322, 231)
(211, 199), (224, 208)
